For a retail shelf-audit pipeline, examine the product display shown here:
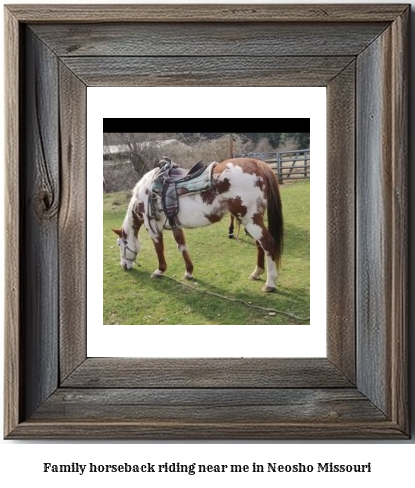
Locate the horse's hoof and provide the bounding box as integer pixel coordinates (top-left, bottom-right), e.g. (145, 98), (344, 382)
(151, 272), (164, 279)
(183, 274), (193, 280)
(262, 285), (276, 293)
(228, 234), (234, 239)
(249, 274), (260, 281)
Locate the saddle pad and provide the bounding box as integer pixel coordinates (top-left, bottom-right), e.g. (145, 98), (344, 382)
(176, 164), (214, 195)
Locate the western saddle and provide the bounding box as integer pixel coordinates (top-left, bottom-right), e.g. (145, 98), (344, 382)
(151, 157), (215, 229)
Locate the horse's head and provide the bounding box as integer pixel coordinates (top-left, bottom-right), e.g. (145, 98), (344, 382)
(112, 228), (140, 270)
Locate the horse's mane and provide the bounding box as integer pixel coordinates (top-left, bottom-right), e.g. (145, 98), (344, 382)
(123, 168), (158, 231)
(134, 168), (158, 194)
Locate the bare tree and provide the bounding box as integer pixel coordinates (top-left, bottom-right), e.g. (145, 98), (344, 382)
(255, 137), (273, 153)
(103, 132), (255, 192)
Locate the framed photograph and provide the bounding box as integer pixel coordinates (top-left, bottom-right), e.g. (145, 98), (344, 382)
(4, 4), (409, 439)
(95, 97), (320, 358)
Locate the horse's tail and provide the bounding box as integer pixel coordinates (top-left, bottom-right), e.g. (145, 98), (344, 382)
(262, 162), (284, 268)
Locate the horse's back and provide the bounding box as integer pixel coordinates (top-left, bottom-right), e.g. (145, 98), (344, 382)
(214, 157), (275, 195)
(216, 157), (269, 172)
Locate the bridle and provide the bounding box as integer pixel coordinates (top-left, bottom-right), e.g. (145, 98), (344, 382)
(121, 238), (138, 264)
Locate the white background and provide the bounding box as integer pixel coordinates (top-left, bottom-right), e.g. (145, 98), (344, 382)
(89, 86), (326, 357)
(1, 0), (415, 486)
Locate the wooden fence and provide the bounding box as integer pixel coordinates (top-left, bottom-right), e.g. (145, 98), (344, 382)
(236, 149), (310, 182)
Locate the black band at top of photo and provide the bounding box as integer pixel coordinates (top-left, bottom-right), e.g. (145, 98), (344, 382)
(103, 118), (310, 134)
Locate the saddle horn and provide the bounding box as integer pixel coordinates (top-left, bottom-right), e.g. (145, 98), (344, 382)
(159, 156), (171, 167)
(159, 156), (178, 169)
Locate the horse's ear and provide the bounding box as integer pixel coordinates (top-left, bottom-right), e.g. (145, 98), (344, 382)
(112, 228), (123, 238)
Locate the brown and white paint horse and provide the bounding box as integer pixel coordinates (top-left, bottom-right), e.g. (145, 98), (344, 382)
(113, 158), (283, 292)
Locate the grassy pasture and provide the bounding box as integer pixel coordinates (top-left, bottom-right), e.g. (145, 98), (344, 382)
(103, 180), (310, 325)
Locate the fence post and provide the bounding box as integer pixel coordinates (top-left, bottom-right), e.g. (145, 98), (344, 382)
(304, 151), (307, 178)
(276, 151), (281, 182)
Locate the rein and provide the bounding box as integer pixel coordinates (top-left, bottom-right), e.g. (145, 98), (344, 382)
(132, 259), (310, 323)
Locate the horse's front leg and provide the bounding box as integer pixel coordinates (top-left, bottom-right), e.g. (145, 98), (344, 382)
(172, 228), (194, 280)
(150, 231), (167, 278)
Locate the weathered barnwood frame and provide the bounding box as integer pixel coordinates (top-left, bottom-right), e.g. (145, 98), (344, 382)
(4, 4), (409, 439)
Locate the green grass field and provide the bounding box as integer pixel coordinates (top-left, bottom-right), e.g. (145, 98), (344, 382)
(103, 180), (310, 325)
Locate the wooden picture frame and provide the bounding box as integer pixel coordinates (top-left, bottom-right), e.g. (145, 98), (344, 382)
(4, 4), (409, 439)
